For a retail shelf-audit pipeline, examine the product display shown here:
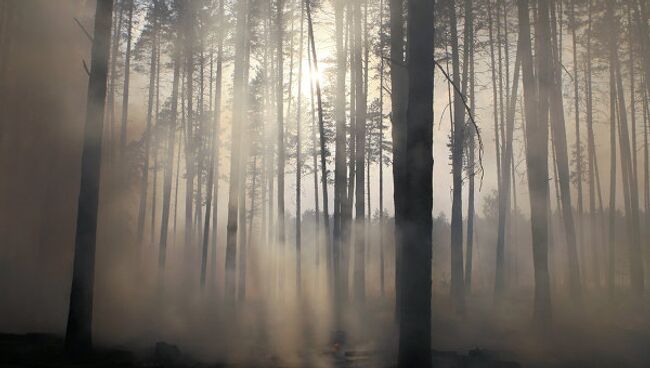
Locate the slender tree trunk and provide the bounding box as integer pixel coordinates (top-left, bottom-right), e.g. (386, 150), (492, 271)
(238, 151), (248, 301)
(159, 23), (181, 272)
(277, 0), (286, 249)
(183, 2), (195, 251)
(64, 0), (113, 355)
(487, 0), (501, 192)
(353, 0), (367, 302)
(106, 1), (123, 162)
(378, 0), (386, 296)
(306, 28), (320, 268)
(295, 0), (305, 292)
(136, 3), (159, 246)
(332, 0), (348, 326)
(585, 0), (602, 287)
(448, 0), (465, 313)
(611, 2), (645, 293)
(518, 0), (551, 322)
(465, 0), (476, 292)
(549, 0), (581, 297)
(210, 0), (225, 285)
(570, 0), (585, 283)
(495, 37), (521, 298)
(306, 0), (330, 277)
(608, 56), (618, 293)
(225, 0), (249, 303)
(119, 0), (133, 156)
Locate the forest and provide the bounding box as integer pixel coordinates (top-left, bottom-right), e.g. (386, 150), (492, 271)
(1, 0), (650, 366)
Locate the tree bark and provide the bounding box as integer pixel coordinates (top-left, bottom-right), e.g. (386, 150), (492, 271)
(64, 0), (113, 355)
(119, 0), (133, 156)
(397, 0), (433, 364)
(517, 0), (551, 322)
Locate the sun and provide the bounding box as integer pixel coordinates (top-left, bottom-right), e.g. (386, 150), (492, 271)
(299, 58), (323, 96)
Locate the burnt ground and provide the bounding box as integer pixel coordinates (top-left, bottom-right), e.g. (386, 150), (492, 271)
(0, 332), (521, 368)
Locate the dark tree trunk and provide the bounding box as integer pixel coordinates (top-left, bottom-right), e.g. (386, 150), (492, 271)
(397, 0), (433, 364)
(464, 0), (476, 294)
(378, 0), (386, 296)
(390, 0), (407, 323)
(119, 0), (133, 156)
(306, 0), (330, 278)
(517, 0), (551, 322)
(64, 0), (113, 355)
(448, 0), (465, 314)
(332, 0), (348, 326)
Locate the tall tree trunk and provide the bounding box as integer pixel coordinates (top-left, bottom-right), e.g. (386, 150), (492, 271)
(378, 0), (386, 296)
(136, 2), (159, 246)
(238, 152), (248, 301)
(398, 0), (434, 364)
(608, 56), (618, 294)
(306, 25), (320, 268)
(64, 0), (113, 355)
(119, 0), (133, 156)
(570, 0), (584, 282)
(306, 0), (330, 275)
(390, 0), (407, 323)
(225, 0), (249, 303)
(159, 21), (181, 272)
(277, 0), (286, 249)
(448, 0), (465, 313)
(610, 2), (645, 293)
(332, 0), (348, 326)
(548, 0), (581, 297)
(464, 0), (476, 294)
(353, 0), (367, 302)
(518, 0), (551, 322)
(210, 0), (225, 285)
(183, 1), (195, 251)
(585, 0), (602, 287)
(495, 37), (521, 298)
(295, 0), (305, 292)
(487, 0), (501, 192)
(106, 1), (123, 162)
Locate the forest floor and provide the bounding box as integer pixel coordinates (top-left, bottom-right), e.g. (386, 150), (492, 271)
(2, 291), (649, 367)
(0, 332), (520, 368)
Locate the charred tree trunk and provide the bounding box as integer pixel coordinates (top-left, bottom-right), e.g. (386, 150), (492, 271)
(64, 0), (113, 355)
(397, 0), (434, 364)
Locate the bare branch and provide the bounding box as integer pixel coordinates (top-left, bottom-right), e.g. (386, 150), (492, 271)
(434, 58), (485, 187)
(74, 17), (93, 43)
